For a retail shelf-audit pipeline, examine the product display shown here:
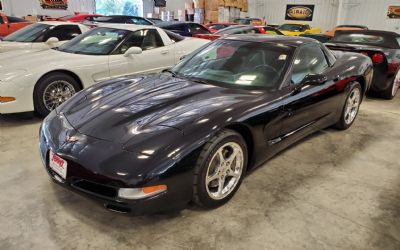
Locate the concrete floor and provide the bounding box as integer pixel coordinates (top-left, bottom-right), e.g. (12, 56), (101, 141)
(1, 95), (400, 250)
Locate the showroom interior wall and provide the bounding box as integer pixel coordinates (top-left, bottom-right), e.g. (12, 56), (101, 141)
(248, 0), (339, 31)
(249, 0), (400, 32)
(1, 0), (96, 17)
(340, 0), (400, 32)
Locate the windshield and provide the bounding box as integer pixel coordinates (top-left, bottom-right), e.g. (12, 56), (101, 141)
(3, 23), (52, 42)
(279, 24), (305, 32)
(59, 15), (75, 19)
(172, 40), (293, 89)
(332, 33), (385, 45)
(57, 27), (130, 55)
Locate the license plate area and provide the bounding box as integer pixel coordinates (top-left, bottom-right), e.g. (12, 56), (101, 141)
(49, 151), (67, 180)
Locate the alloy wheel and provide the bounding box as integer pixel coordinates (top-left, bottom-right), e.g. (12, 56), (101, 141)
(43, 80), (76, 111)
(344, 87), (361, 125)
(205, 142), (244, 200)
(392, 71), (400, 97)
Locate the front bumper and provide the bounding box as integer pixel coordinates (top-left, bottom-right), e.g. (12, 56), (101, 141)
(0, 78), (35, 114)
(39, 112), (193, 215)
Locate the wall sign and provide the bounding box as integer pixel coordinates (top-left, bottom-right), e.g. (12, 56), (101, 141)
(387, 6), (400, 19)
(39, 0), (69, 10)
(285, 4), (315, 21)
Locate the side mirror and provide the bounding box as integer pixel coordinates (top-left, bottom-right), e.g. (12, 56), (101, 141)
(124, 46), (143, 57)
(301, 74), (327, 86)
(46, 37), (59, 45)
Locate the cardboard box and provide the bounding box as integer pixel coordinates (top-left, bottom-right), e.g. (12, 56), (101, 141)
(23, 15), (38, 22)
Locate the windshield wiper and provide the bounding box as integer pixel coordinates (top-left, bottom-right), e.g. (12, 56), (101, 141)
(187, 76), (209, 85)
(162, 69), (178, 77)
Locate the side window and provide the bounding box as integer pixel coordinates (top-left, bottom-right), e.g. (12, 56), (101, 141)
(45, 25), (82, 41)
(131, 17), (152, 25)
(117, 29), (164, 54)
(291, 44), (329, 85)
(0, 16), (3, 24)
(189, 23), (209, 34)
(7, 16), (26, 23)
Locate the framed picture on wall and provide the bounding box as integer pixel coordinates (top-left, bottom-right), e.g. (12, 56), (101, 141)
(285, 5), (315, 21)
(39, 0), (68, 10)
(387, 6), (400, 19)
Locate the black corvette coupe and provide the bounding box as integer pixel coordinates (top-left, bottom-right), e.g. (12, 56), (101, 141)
(39, 36), (373, 214)
(326, 30), (400, 99)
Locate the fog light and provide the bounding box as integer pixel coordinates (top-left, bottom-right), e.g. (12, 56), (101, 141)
(118, 185), (167, 200)
(0, 96), (16, 103)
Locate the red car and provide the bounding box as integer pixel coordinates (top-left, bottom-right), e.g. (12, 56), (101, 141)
(47, 14), (103, 22)
(194, 25), (266, 41)
(0, 13), (32, 37)
(205, 22), (238, 33)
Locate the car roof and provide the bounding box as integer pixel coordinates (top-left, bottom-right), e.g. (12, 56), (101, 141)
(223, 34), (318, 47)
(38, 21), (82, 26)
(96, 23), (157, 31)
(157, 21), (201, 26)
(335, 29), (399, 37)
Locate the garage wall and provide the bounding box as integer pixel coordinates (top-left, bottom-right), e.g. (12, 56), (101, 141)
(249, 0), (400, 32)
(2, 0), (96, 17)
(341, 0), (400, 32)
(249, 0), (339, 31)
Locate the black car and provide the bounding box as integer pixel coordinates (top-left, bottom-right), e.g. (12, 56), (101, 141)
(326, 30), (400, 99)
(89, 15), (153, 26)
(40, 36), (372, 214)
(147, 18), (163, 24)
(300, 34), (332, 43)
(156, 22), (211, 37)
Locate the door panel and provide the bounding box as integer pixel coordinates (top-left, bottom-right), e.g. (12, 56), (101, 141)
(108, 45), (174, 78)
(279, 44), (340, 145)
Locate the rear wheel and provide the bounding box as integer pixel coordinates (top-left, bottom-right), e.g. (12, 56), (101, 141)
(381, 71), (400, 100)
(33, 72), (81, 117)
(335, 82), (362, 130)
(193, 129), (247, 208)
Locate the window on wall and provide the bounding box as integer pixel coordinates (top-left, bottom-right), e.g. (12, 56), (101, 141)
(96, 0), (144, 17)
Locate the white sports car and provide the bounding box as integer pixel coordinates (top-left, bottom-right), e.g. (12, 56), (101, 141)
(0, 24), (209, 116)
(0, 21), (90, 52)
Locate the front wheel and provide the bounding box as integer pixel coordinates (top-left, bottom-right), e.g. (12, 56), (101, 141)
(335, 82), (362, 130)
(33, 72), (81, 117)
(193, 129), (247, 208)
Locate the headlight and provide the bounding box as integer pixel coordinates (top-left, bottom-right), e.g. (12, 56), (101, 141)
(118, 185), (167, 200)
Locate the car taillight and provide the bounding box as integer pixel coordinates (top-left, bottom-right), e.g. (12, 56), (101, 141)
(371, 53), (385, 64)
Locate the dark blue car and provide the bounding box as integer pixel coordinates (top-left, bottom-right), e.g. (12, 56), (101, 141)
(157, 22), (211, 37)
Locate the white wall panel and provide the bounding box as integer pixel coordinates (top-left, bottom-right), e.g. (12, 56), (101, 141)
(341, 0), (400, 32)
(249, 0), (400, 32)
(2, 0), (96, 17)
(250, 0), (339, 31)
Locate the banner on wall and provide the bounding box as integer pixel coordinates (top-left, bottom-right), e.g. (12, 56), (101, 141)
(285, 5), (315, 21)
(39, 0), (69, 10)
(387, 6), (400, 19)
(96, 0), (143, 16)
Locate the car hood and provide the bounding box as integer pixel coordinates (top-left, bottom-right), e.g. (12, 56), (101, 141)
(0, 41), (32, 52)
(60, 74), (261, 145)
(0, 49), (93, 73)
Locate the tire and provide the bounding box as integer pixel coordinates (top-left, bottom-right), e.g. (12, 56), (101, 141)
(380, 71), (400, 100)
(193, 129), (248, 209)
(335, 82), (362, 130)
(33, 72), (81, 117)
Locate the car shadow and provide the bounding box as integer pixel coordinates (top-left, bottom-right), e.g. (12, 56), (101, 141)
(0, 112), (41, 127)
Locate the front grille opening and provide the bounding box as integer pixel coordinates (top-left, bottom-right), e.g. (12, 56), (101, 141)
(104, 203), (131, 213)
(72, 179), (117, 198)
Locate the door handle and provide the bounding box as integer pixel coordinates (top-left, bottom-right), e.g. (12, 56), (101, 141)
(161, 50), (169, 55)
